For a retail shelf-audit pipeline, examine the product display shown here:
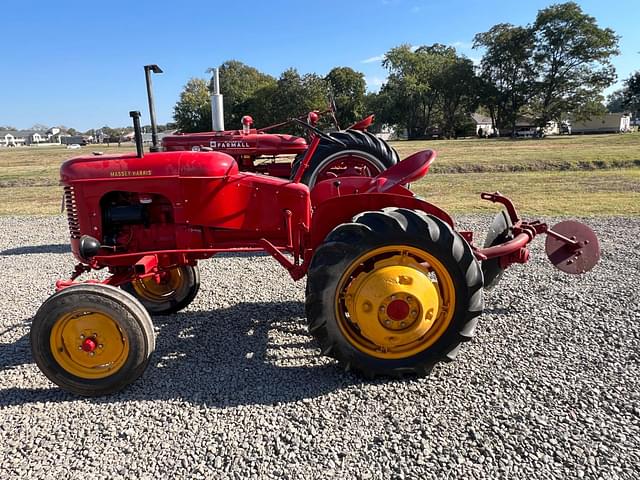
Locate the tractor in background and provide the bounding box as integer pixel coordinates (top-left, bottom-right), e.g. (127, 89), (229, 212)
(161, 67), (398, 187)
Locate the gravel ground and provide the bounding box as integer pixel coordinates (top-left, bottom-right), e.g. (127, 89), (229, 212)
(0, 215), (638, 479)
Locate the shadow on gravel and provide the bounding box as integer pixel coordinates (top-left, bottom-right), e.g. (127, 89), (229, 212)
(0, 300), (369, 408)
(0, 322), (30, 372)
(0, 244), (69, 255)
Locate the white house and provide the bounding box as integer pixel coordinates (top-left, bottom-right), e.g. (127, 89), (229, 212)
(0, 129), (56, 146)
(471, 113), (497, 137)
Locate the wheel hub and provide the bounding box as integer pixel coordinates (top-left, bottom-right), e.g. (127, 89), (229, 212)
(344, 255), (440, 350)
(50, 311), (129, 379)
(81, 336), (97, 353)
(132, 267), (184, 301)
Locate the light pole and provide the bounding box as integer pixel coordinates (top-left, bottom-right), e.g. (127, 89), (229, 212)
(144, 64), (163, 152)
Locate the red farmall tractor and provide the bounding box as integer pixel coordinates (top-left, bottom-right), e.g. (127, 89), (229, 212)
(161, 66), (398, 187)
(30, 111), (600, 396)
(162, 110), (398, 187)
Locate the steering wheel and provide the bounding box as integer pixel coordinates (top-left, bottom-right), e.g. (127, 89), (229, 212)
(291, 118), (346, 147)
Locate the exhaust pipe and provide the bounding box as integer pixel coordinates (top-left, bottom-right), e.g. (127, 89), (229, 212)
(144, 64), (163, 152)
(210, 68), (224, 131)
(129, 111), (144, 158)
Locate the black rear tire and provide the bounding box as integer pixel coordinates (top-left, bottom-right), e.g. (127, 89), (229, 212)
(290, 129), (399, 187)
(305, 208), (483, 378)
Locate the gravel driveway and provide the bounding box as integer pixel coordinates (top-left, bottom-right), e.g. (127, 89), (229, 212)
(0, 215), (638, 479)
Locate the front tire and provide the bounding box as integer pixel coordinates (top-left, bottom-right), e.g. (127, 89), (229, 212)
(30, 284), (155, 396)
(306, 208), (483, 377)
(123, 265), (200, 315)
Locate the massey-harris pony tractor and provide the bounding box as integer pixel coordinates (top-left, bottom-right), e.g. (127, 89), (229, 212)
(30, 112), (600, 396)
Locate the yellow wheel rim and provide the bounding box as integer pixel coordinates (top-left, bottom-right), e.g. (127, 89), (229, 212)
(50, 309), (129, 379)
(335, 246), (456, 360)
(131, 267), (185, 302)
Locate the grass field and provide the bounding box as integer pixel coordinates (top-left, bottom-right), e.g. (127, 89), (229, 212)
(0, 134), (638, 216)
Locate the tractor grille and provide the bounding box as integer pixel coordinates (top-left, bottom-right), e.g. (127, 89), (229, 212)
(63, 186), (81, 239)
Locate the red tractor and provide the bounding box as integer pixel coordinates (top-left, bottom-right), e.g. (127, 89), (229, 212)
(162, 111), (398, 187)
(30, 111), (600, 396)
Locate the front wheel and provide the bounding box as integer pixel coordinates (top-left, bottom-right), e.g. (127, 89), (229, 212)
(123, 265), (200, 315)
(305, 208), (483, 377)
(30, 284), (155, 396)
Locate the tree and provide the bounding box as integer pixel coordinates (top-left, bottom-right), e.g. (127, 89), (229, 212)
(474, 24), (537, 135)
(606, 71), (640, 114)
(532, 2), (619, 124)
(606, 90), (626, 113)
(622, 71), (640, 112)
(266, 69), (328, 132)
(31, 123), (49, 131)
(325, 67), (366, 128)
(173, 78), (212, 133)
(438, 56), (478, 138)
(378, 44), (477, 139)
(212, 60), (276, 129)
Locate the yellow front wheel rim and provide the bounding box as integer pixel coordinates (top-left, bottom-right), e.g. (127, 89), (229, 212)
(336, 246), (456, 360)
(131, 267), (185, 302)
(50, 309), (129, 379)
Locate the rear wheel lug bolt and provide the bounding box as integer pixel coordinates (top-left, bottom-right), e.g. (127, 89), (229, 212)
(379, 306), (385, 312)
(384, 320), (391, 326)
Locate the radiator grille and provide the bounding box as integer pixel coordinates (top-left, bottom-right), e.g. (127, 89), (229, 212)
(63, 186), (81, 239)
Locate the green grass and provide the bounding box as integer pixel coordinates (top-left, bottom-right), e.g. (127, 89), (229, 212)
(412, 169), (640, 216)
(390, 133), (640, 173)
(0, 135), (638, 216)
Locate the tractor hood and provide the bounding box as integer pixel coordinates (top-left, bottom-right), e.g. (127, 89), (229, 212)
(60, 150), (239, 182)
(162, 131), (308, 155)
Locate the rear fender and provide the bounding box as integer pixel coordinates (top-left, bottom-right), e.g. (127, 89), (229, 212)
(347, 115), (375, 131)
(309, 193), (454, 250)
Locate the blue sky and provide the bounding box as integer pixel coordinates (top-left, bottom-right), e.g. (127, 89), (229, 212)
(1, 0), (637, 131)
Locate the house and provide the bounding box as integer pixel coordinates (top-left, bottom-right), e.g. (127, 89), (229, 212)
(470, 113), (497, 137)
(0, 129), (54, 146)
(570, 113), (631, 134)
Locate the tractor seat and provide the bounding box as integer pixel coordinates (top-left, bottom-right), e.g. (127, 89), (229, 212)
(365, 149), (436, 193)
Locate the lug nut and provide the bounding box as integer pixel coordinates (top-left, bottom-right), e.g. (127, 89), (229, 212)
(379, 306), (385, 312)
(384, 320), (391, 326)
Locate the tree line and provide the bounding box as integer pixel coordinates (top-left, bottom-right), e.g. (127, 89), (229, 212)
(172, 2), (630, 139)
